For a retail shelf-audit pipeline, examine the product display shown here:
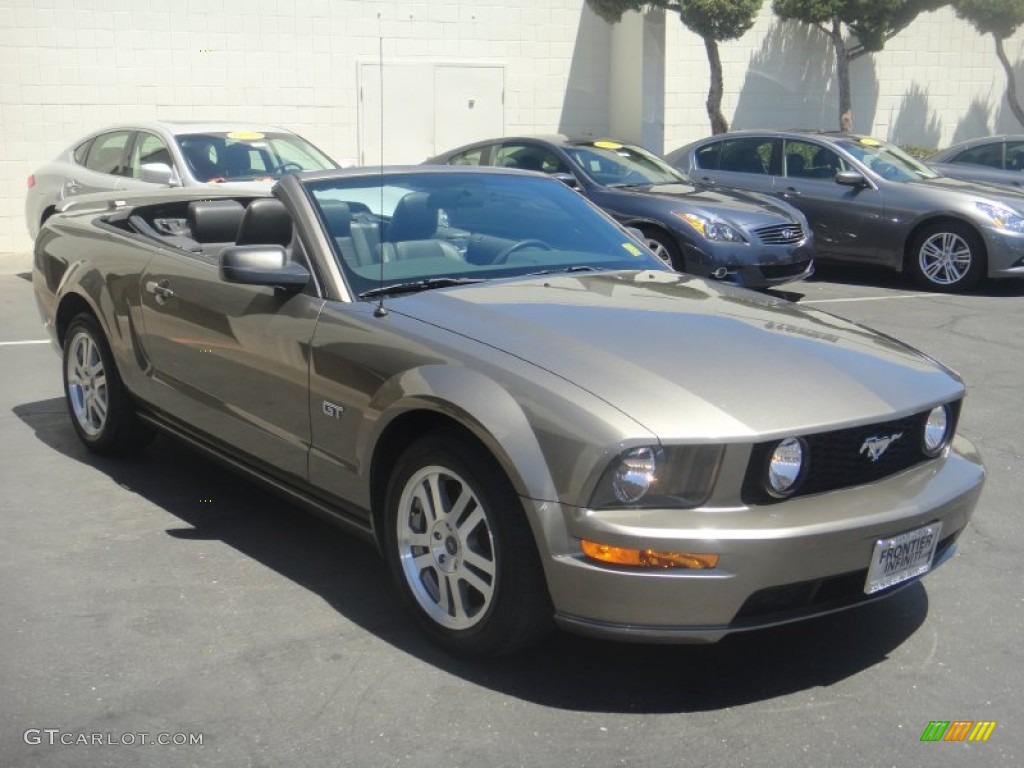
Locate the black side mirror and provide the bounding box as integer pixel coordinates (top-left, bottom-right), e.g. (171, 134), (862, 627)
(220, 245), (309, 290)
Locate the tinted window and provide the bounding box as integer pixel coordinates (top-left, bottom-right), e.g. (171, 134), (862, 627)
(176, 131), (335, 181)
(784, 140), (847, 178)
(493, 144), (570, 173)
(128, 133), (173, 178)
(446, 147), (487, 166)
(694, 143), (720, 170)
(84, 131), (132, 175)
(73, 139), (93, 165)
(1005, 141), (1024, 171)
(952, 142), (1003, 169)
(715, 138), (773, 174)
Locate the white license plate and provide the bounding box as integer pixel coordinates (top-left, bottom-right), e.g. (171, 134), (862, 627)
(864, 523), (942, 595)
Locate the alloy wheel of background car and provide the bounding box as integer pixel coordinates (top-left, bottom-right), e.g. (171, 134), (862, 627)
(908, 222), (985, 292)
(641, 230), (682, 271)
(383, 433), (552, 656)
(62, 314), (153, 455)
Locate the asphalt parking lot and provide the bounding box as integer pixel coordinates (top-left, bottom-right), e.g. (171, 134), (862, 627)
(1, 254), (1021, 768)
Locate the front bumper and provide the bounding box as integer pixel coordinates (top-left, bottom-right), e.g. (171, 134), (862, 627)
(979, 224), (1024, 277)
(684, 239), (816, 289)
(538, 435), (984, 643)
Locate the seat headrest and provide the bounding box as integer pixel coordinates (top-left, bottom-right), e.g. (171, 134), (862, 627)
(236, 199), (293, 246)
(388, 192), (437, 241)
(319, 200), (352, 236)
(188, 199), (246, 243)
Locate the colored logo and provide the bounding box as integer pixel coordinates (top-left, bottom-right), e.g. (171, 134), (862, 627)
(920, 720), (997, 742)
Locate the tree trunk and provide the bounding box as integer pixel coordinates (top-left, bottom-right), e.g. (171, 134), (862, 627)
(830, 18), (853, 133)
(704, 36), (729, 135)
(994, 34), (1024, 130)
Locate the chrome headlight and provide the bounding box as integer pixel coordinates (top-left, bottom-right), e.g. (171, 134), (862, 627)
(766, 437), (806, 498)
(590, 445), (724, 508)
(675, 212), (748, 243)
(975, 201), (1024, 233)
(922, 404), (951, 457)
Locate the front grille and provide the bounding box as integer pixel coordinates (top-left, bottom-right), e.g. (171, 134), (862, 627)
(731, 532), (960, 626)
(755, 223), (805, 245)
(742, 401), (962, 504)
(760, 260), (811, 279)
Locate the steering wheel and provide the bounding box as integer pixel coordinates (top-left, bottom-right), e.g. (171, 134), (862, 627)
(267, 162), (305, 175)
(494, 239), (553, 264)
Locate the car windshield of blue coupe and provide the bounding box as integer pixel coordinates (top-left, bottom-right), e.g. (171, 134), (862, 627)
(306, 172), (668, 297)
(563, 142), (685, 187)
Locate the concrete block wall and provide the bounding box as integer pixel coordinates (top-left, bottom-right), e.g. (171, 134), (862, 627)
(663, 5), (1024, 152)
(0, 0), (608, 253)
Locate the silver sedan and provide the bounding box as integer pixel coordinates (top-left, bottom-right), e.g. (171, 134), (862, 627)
(25, 120), (341, 239)
(668, 130), (1024, 291)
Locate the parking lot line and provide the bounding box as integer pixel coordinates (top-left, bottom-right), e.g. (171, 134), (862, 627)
(0, 340), (50, 346)
(802, 293), (934, 304)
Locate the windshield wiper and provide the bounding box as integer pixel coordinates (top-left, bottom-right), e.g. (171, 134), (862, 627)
(358, 277), (484, 299)
(527, 265), (607, 276)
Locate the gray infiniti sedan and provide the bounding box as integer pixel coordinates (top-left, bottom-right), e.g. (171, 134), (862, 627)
(33, 167), (984, 656)
(928, 134), (1024, 189)
(425, 136), (815, 288)
(25, 120), (340, 239)
(667, 130), (1024, 291)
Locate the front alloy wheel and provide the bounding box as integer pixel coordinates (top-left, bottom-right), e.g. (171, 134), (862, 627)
(384, 434), (552, 656)
(909, 222), (985, 291)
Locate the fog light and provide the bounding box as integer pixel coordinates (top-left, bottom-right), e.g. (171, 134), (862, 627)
(581, 540), (719, 569)
(767, 437), (805, 497)
(922, 405), (950, 456)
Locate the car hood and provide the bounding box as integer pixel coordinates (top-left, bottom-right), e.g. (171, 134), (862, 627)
(391, 271), (962, 440)
(911, 174), (1024, 205)
(603, 182), (800, 225)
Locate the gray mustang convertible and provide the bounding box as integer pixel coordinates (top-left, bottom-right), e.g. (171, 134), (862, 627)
(33, 167), (984, 656)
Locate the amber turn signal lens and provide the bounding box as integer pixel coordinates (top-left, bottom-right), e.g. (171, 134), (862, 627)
(581, 540), (718, 569)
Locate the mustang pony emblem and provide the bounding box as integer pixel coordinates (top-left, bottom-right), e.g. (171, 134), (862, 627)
(860, 432), (903, 462)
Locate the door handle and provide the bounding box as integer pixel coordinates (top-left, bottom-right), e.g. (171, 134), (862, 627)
(145, 280), (175, 304)
(781, 187), (802, 197)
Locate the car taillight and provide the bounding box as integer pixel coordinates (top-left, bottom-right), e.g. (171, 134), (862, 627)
(27, 174), (35, 188)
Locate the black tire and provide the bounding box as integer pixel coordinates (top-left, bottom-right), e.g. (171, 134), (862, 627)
(907, 221), (986, 292)
(382, 432), (553, 656)
(62, 313), (154, 455)
(640, 228), (684, 271)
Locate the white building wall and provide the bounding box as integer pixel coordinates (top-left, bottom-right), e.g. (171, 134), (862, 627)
(664, 5), (1024, 153)
(3, 1), (1024, 253)
(0, 0), (610, 253)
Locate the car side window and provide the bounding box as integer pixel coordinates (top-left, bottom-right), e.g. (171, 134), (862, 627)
(73, 139), (93, 166)
(84, 131), (132, 176)
(715, 138), (774, 175)
(447, 148), (486, 166)
(128, 133), (173, 179)
(694, 143), (720, 170)
(1005, 142), (1024, 171)
(784, 140), (845, 179)
(494, 144), (570, 173)
(951, 142), (1003, 169)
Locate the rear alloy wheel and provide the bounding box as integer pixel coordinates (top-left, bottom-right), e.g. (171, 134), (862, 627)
(642, 230), (683, 271)
(383, 433), (552, 656)
(63, 313), (153, 454)
(908, 222), (985, 292)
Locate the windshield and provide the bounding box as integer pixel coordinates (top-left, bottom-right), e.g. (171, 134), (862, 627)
(177, 131), (336, 182)
(836, 137), (939, 182)
(564, 141), (687, 187)
(305, 171), (668, 298)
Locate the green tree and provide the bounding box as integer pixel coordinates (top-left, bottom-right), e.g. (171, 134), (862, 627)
(954, 0), (1024, 129)
(772, 1), (947, 132)
(587, 1), (764, 134)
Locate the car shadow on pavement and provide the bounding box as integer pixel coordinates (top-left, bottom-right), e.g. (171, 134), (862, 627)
(15, 397), (929, 715)
(808, 263), (1024, 297)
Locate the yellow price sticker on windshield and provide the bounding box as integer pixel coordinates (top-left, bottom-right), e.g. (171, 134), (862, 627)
(859, 137), (882, 146)
(622, 242), (643, 257)
(594, 140), (623, 150)
(227, 131), (265, 140)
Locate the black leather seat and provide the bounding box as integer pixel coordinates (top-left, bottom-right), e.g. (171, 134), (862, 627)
(387, 192), (437, 241)
(236, 199), (293, 246)
(188, 199), (245, 244)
